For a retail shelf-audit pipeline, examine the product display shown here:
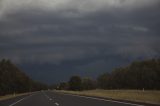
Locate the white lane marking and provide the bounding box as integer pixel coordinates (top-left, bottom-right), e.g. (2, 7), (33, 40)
(55, 102), (59, 106)
(62, 93), (144, 106)
(42, 91), (53, 101)
(9, 93), (35, 106)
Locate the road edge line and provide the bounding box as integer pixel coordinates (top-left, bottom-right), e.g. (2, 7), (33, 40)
(9, 93), (36, 106)
(60, 93), (144, 106)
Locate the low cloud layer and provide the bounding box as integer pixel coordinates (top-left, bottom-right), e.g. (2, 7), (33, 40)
(0, 0), (160, 83)
(1, 0), (160, 18)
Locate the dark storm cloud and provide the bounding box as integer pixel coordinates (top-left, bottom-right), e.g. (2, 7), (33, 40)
(0, 0), (160, 83)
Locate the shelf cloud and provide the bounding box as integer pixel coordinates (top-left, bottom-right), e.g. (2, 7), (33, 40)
(0, 0), (160, 18)
(0, 0), (160, 83)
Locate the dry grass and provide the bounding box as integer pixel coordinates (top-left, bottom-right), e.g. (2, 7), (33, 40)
(56, 89), (160, 105)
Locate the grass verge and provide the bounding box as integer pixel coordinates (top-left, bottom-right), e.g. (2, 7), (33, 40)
(56, 89), (160, 105)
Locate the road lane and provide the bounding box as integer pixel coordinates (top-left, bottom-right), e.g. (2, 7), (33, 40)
(11, 91), (56, 106)
(46, 91), (144, 106)
(0, 91), (157, 106)
(0, 94), (31, 106)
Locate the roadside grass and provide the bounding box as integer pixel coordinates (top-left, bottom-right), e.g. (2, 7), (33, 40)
(55, 89), (160, 105)
(0, 93), (30, 101)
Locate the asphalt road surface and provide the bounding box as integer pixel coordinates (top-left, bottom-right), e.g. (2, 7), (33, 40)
(0, 91), (155, 106)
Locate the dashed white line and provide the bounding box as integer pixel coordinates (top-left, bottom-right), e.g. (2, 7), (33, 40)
(42, 91), (61, 106)
(42, 91), (53, 101)
(44, 94), (50, 99)
(61, 93), (144, 106)
(55, 102), (59, 106)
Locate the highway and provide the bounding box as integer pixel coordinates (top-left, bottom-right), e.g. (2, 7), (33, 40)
(0, 91), (156, 106)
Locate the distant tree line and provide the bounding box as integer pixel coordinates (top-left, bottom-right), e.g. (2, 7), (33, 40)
(97, 59), (160, 90)
(0, 59), (48, 96)
(1, 58), (160, 95)
(54, 59), (160, 91)
(55, 76), (97, 91)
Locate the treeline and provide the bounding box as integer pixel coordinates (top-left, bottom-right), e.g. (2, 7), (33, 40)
(55, 76), (97, 91)
(55, 59), (160, 91)
(0, 59), (48, 96)
(97, 59), (160, 90)
(1, 58), (159, 95)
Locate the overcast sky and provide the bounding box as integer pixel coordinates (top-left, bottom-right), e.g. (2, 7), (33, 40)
(0, 0), (160, 84)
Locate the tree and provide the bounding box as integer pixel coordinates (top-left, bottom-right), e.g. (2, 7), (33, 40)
(82, 77), (96, 90)
(0, 59), (48, 96)
(68, 76), (82, 91)
(97, 59), (160, 90)
(97, 72), (112, 89)
(58, 82), (69, 90)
